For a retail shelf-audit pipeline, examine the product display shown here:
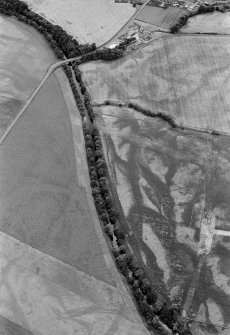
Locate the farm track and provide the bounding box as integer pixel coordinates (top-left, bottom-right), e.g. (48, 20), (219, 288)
(101, 0), (151, 47)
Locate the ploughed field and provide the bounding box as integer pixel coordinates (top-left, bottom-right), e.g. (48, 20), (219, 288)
(0, 14), (56, 137)
(81, 34), (230, 134)
(136, 4), (189, 31)
(95, 106), (230, 335)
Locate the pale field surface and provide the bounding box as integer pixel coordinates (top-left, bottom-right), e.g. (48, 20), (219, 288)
(0, 315), (33, 335)
(25, 0), (135, 45)
(0, 15), (56, 137)
(95, 106), (230, 334)
(0, 71), (149, 334)
(0, 232), (148, 335)
(181, 12), (230, 34)
(136, 5), (188, 30)
(82, 35), (230, 134)
(0, 73), (113, 283)
(81, 38), (178, 117)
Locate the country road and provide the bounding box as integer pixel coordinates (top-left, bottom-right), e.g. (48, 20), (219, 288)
(0, 1), (151, 146)
(0, 56), (81, 146)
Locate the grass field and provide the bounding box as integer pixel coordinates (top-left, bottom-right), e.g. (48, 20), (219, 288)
(96, 105), (230, 335)
(25, 0), (135, 45)
(0, 15), (56, 138)
(0, 70), (149, 335)
(181, 12), (230, 34)
(81, 34), (230, 134)
(136, 5), (189, 30)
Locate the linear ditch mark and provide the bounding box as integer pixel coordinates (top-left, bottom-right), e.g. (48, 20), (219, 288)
(163, 36), (183, 125)
(92, 100), (230, 137)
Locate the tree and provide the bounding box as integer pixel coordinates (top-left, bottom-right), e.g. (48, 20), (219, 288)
(134, 268), (144, 279)
(89, 170), (97, 180)
(134, 289), (144, 302)
(100, 212), (110, 224)
(146, 290), (157, 305)
(104, 195), (112, 209)
(100, 184), (109, 196)
(92, 187), (101, 197)
(90, 180), (99, 188)
(118, 245), (126, 254)
(140, 278), (151, 294)
(114, 229), (125, 240)
(99, 177), (107, 186)
(104, 224), (113, 240)
(139, 300), (152, 319)
(96, 158), (106, 169)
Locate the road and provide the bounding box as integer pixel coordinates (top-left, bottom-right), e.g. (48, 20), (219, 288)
(0, 56), (83, 146)
(0, 0), (151, 146)
(101, 0), (151, 47)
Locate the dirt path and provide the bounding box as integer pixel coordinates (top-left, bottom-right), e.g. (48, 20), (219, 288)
(98, 0), (152, 47)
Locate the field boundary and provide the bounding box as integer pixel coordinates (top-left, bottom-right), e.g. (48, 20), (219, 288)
(0, 53), (102, 147)
(93, 100), (230, 137)
(55, 67), (149, 328)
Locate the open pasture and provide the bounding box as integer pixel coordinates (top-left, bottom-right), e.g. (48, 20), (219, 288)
(81, 34), (230, 134)
(0, 14), (56, 138)
(96, 105), (230, 334)
(25, 0), (135, 45)
(136, 5), (189, 30)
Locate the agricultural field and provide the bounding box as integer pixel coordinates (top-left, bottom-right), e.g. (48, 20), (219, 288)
(181, 12), (230, 34)
(136, 5), (189, 30)
(95, 105), (230, 335)
(81, 34), (230, 134)
(0, 14), (56, 138)
(0, 67), (149, 334)
(25, 0), (136, 45)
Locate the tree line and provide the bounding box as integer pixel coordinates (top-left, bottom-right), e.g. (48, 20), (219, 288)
(0, 0), (125, 60)
(0, 1), (191, 333)
(66, 64), (191, 333)
(79, 115), (191, 335)
(170, 4), (228, 33)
